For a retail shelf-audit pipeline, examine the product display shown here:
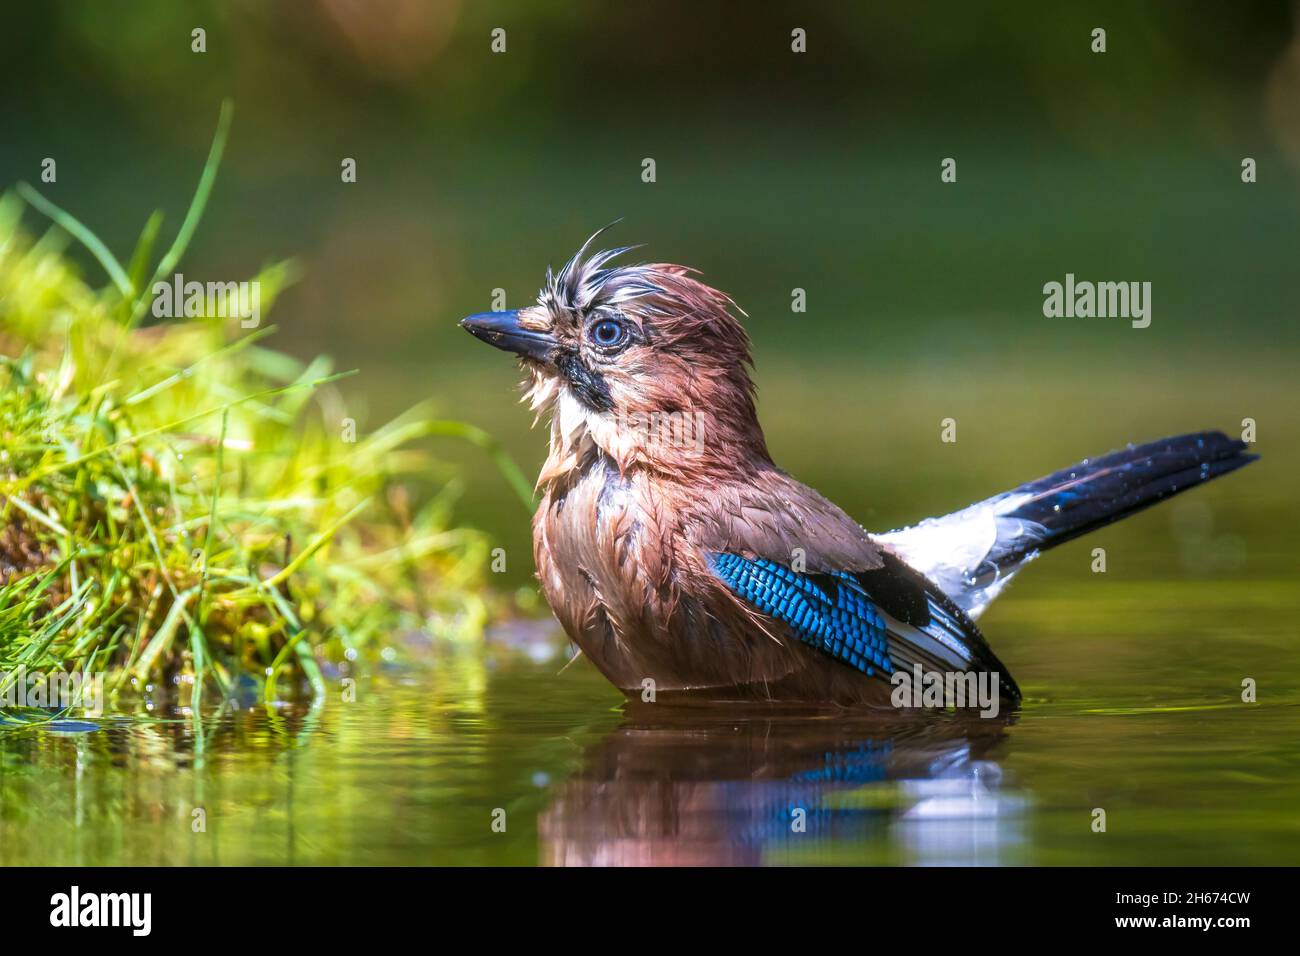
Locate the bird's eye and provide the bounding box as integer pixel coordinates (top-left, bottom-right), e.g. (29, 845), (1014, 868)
(588, 317), (628, 351)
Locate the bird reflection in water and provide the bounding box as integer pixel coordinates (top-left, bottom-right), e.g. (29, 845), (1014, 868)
(540, 704), (1026, 866)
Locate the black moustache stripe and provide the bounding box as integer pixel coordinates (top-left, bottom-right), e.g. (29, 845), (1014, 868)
(556, 351), (614, 412)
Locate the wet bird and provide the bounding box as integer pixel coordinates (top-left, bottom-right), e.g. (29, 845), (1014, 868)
(461, 231), (1257, 709)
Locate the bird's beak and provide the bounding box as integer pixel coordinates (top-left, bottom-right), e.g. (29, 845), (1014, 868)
(460, 310), (557, 363)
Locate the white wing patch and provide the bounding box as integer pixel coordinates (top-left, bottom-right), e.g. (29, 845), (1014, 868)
(876, 493), (1046, 619)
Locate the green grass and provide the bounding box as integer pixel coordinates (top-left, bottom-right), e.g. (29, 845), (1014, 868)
(0, 102), (513, 715)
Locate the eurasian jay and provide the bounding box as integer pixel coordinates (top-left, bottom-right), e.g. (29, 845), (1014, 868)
(462, 231), (1257, 708)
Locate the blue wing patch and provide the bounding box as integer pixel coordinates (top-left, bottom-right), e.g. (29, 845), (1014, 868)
(707, 553), (894, 677)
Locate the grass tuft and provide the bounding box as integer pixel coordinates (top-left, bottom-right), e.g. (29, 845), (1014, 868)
(0, 104), (505, 713)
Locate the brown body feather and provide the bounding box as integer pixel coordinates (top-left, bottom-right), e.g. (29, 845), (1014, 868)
(535, 448), (899, 705)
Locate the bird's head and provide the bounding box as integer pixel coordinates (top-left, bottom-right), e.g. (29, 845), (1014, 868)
(461, 228), (770, 483)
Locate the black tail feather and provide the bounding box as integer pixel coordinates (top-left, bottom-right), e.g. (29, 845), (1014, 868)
(989, 430), (1257, 569)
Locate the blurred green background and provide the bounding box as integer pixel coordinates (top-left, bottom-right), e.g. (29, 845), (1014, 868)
(2, 0), (1296, 587)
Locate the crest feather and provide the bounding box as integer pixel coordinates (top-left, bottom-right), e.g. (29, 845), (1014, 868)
(541, 223), (667, 314)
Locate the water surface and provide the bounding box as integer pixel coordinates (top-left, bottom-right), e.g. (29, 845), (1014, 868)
(3, 567), (1296, 866)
